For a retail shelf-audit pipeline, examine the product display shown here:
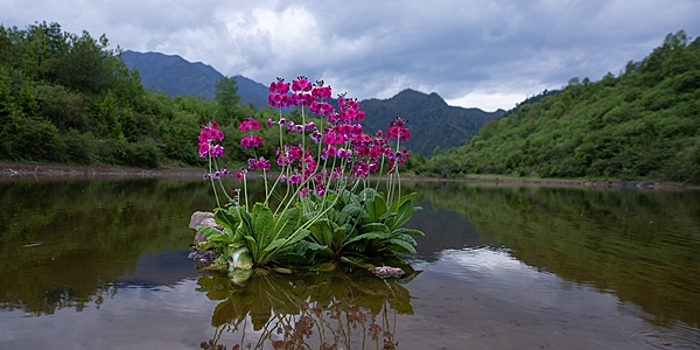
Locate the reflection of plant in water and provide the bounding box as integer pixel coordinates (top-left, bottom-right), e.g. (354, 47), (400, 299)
(197, 266), (419, 349)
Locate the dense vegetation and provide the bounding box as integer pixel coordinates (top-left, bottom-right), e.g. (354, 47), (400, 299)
(0, 22), (284, 168)
(419, 31), (700, 183)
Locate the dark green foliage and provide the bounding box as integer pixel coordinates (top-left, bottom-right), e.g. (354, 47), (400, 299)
(215, 77), (240, 112)
(198, 188), (424, 273)
(0, 22), (257, 168)
(420, 31), (700, 183)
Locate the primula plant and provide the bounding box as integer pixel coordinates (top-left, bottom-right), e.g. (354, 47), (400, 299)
(196, 76), (424, 281)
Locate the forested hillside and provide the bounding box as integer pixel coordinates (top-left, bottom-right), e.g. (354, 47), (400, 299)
(420, 31), (700, 183)
(0, 22), (284, 168)
(360, 89), (505, 155)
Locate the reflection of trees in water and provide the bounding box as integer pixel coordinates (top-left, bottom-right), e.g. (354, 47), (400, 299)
(198, 267), (419, 350)
(412, 182), (700, 328)
(0, 179), (212, 315)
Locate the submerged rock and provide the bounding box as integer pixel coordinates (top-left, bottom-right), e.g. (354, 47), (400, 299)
(369, 266), (405, 279)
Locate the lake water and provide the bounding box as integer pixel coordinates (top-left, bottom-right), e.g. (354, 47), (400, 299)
(0, 179), (699, 349)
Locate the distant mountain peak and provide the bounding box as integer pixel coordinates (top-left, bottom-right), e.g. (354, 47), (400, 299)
(360, 89), (505, 155)
(120, 50), (271, 109)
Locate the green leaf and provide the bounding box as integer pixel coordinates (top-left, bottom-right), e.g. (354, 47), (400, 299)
(214, 207), (240, 231)
(259, 228), (311, 266)
(273, 207), (301, 240)
(332, 224), (351, 246)
(309, 218), (334, 245)
(252, 203), (275, 245)
(285, 228), (311, 247)
(196, 225), (227, 242)
(339, 256), (374, 268)
(236, 207), (254, 237)
(387, 237), (417, 254)
(387, 193), (420, 231)
(311, 262), (336, 272)
(295, 240), (328, 256)
(273, 267), (292, 274)
(339, 203), (366, 222)
(393, 233), (418, 247)
(394, 228), (426, 237)
(343, 229), (392, 247)
(360, 189), (386, 223)
(361, 222), (389, 233)
(389, 192), (418, 212)
(262, 238), (287, 253)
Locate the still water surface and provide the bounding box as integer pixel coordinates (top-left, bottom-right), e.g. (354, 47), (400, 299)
(0, 179), (699, 349)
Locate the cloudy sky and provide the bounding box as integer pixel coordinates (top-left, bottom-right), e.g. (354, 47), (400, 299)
(3, 1), (699, 111)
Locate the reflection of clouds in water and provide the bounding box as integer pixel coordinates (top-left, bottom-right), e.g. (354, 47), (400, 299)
(439, 247), (525, 272)
(0, 279), (224, 349)
(408, 248), (700, 349)
(421, 247), (608, 315)
(402, 248), (660, 349)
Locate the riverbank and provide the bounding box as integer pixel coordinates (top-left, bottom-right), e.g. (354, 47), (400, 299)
(0, 161), (203, 180)
(1, 161), (698, 189)
(401, 175), (700, 190)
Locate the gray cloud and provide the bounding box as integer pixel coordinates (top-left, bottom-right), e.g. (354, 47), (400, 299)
(2, 0), (699, 110)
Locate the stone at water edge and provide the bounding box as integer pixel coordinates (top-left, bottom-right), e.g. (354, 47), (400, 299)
(188, 211), (224, 268)
(189, 211), (224, 243)
(369, 266), (405, 279)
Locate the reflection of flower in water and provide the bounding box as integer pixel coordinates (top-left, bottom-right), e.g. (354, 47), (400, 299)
(197, 267), (418, 349)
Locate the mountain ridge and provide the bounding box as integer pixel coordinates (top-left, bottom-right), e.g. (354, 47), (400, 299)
(121, 50), (270, 109)
(120, 50), (506, 154)
(360, 88), (505, 154)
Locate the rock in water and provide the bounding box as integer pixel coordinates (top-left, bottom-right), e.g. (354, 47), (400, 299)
(189, 211), (224, 243)
(368, 266), (405, 278)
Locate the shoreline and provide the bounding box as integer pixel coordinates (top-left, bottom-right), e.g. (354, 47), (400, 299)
(1, 161), (698, 190)
(0, 161), (203, 181)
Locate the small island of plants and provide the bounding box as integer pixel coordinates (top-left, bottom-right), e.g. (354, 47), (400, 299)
(194, 76), (424, 282)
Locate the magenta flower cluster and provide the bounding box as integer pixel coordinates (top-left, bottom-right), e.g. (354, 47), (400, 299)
(198, 121), (224, 158)
(265, 77), (410, 183)
(387, 117), (411, 142)
(199, 75), (412, 203)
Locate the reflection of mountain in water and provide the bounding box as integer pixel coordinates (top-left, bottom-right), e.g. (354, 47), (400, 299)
(117, 249), (200, 288)
(408, 199), (499, 261)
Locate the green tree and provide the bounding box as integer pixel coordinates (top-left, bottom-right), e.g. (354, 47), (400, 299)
(120, 108), (139, 142)
(18, 84), (41, 119)
(50, 30), (118, 94)
(215, 76), (241, 123)
(97, 92), (122, 139)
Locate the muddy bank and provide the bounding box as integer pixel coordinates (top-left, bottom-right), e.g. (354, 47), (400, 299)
(398, 175), (700, 190)
(1, 161), (697, 189)
(0, 161), (202, 181)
